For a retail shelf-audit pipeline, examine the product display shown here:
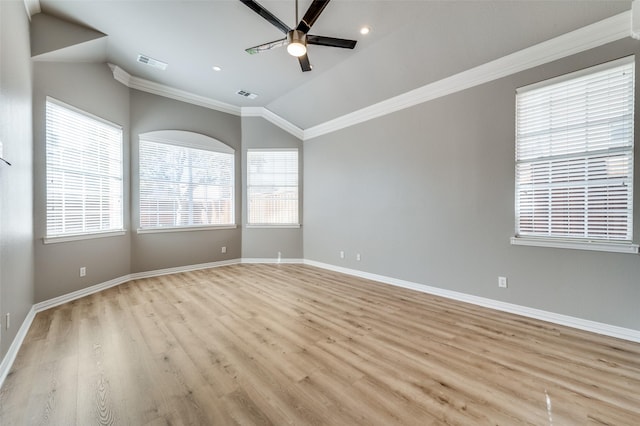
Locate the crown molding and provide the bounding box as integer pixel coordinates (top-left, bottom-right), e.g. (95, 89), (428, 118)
(108, 64), (305, 139)
(23, 0), (41, 19)
(303, 10), (632, 141)
(241, 107), (304, 140)
(108, 64), (241, 116)
(108, 10), (632, 142)
(632, 0), (640, 40)
(108, 63), (131, 86)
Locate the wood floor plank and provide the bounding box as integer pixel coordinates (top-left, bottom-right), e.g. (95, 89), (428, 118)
(1, 264), (639, 425)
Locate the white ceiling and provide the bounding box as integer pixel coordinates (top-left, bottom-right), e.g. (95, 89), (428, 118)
(34, 0), (631, 130)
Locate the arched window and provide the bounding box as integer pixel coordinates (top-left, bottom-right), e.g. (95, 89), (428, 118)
(138, 130), (234, 231)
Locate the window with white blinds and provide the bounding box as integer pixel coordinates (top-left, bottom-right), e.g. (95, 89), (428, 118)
(139, 138), (234, 229)
(247, 150), (299, 226)
(45, 98), (124, 239)
(515, 57), (635, 248)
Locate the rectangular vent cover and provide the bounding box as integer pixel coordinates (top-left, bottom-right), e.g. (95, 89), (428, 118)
(137, 54), (168, 70)
(236, 90), (258, 100)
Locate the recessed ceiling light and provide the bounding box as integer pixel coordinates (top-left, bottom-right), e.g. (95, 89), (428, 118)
(212, 66), (222, 72)
(360, 26), (371, 35)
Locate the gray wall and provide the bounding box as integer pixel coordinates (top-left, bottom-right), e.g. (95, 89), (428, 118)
(241, 117), (303, 259)
(32, 63), (243, 296)
(130, 90), (242, 273)
(33, 62), (131, 302)
(0, 0), (35, 358)
(304, 38), (640, 330)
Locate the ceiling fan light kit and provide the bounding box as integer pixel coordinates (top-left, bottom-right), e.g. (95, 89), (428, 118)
(240, 0), (357, 72)
(287, 30), (307, 57)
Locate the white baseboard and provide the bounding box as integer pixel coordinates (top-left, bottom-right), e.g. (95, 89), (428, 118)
(241, 257), (304, 264)
(129, 259), (240, 280)
(3, 257), (639, 391)
(33, 275), (133, 313)
(303, 259), (640, 343)
(33, 259), (243, 314)
(0, 306), (35, 389)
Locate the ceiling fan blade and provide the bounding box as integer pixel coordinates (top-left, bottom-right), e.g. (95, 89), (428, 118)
(307, 35), (357, 49)
(298, 54), (312, 72)
(245, 38), (287, 55)
(296, 0), (331, 34)
(239, 0), (291, 34)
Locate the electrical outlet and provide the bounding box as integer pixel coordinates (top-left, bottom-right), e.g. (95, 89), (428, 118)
(339, 251), (345, 259)
(498, 276), (508, 288)
(80, 267), (86, 277)
(221, 246), (227, 254)
(356, 253), (361, 261)
(5, 313), (10, 330)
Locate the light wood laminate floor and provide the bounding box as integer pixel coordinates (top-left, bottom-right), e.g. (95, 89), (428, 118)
(1, 264), (639, 425)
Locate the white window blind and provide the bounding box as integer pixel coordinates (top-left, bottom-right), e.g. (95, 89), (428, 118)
(515, 57), (635, 243)
(247, 150), (299, 225)
(46, 98), (123, 238)
(139, 140), (234, 229)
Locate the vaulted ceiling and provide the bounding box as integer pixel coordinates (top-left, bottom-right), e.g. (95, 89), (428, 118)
(31, 0), (631, 132)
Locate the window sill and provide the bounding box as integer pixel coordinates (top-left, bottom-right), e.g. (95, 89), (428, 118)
(246, 224), (301, 229)
(43, 230), (127, 244)
(510, 236), (639, 254)
(137, 225), (237, 234)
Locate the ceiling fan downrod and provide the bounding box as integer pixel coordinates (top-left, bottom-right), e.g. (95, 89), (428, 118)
(287, 0), (307, 57)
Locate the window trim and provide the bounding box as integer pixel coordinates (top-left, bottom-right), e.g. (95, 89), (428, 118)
(512, 57), (637, 254)
(137, 130), (236, 232)
(43, 230), (127, 245)
(137, 224), (237, 234)
(510, 236), (639, 254)
(516, 56), (635, 95)
(245, 224), (301, 229)
(246, 148), (300, 227)
(44, 97), (125, 240)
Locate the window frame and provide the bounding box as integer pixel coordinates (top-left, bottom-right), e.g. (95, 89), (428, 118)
(511, 56), (638, 254)
(44, 97), (125, 244)
(246, 148), (300, 228)
(137, 130), (236, 233)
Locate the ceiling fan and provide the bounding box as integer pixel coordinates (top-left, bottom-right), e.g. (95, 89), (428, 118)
(239, 0), (357, 72)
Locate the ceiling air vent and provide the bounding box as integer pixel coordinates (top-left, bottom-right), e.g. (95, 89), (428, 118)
(236, 90), (258, 100)
(137, 54), (168, 70)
